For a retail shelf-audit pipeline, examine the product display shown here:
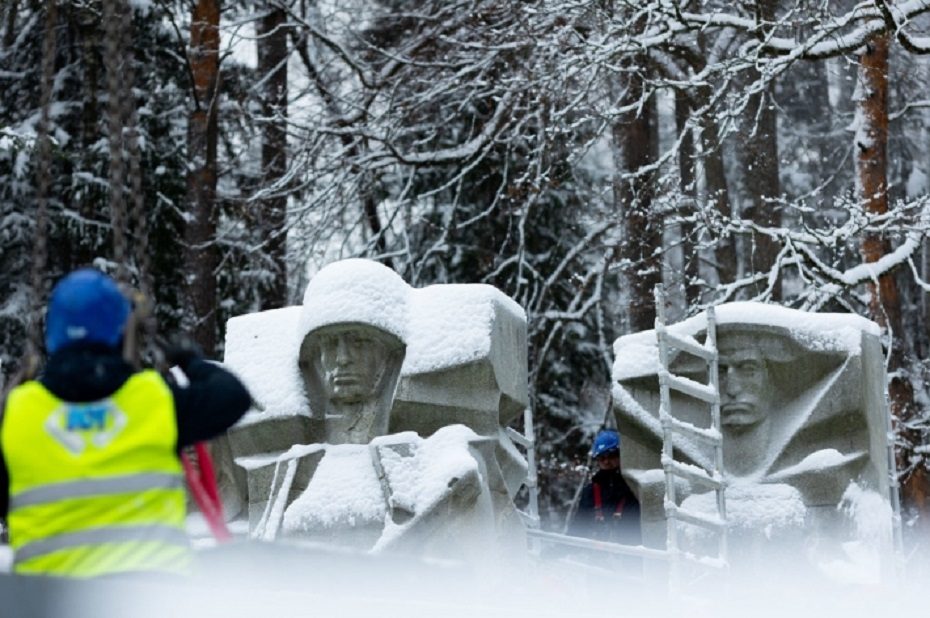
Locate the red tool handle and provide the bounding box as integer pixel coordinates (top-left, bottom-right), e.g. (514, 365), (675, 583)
(181, 443), (231, 543)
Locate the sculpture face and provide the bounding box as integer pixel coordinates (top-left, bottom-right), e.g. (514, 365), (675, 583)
(719, 348), (773, 431)
(299, 322), (405, 444)
(317, 327), (391, 405)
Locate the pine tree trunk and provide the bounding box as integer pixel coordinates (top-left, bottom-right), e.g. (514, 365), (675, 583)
(185, 0), (220, 354)
(615, 73), (659, 333)
(76, 6), (100, 264)
(2, 0), (17, 49)
(675, 91), (701, 306)
(856, 32), (929, 516)
(740, 0), (781, 299)
(257, 6), (288, 309)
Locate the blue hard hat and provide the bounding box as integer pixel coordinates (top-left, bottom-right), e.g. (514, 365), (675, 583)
(45, 269), (130, 354)
(591, 429), (620, 458)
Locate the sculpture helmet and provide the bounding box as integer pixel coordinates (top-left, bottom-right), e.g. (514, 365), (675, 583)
(591, 429), (620, 458)
(45, 268), (130, 354)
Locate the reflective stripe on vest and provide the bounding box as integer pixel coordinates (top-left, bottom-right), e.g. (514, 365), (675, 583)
(14, 525), (190, 565)
(2, 371), (189, 577)
(10, 473), (183, 510)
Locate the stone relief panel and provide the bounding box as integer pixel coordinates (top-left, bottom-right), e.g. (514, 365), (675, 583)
(219, 259), (529, 559)
(611, 303), (893, 566)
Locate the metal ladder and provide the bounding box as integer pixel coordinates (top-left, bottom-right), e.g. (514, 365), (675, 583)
(507, 407), (541, 539)
(654, 286), (728, 591)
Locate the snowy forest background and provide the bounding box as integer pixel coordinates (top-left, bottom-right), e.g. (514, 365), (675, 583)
(3, 0), (930, 537)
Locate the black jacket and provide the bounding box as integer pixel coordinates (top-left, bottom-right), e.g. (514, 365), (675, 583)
(569, 467), (642, 545)
(0, 345), (251, 518)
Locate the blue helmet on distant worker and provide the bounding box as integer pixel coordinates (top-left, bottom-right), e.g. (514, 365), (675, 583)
(591, 429), (620, 458)
(45, 269), (130, 354)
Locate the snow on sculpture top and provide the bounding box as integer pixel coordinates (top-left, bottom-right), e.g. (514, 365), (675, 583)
(224, 307), (305, 420)
(612, 301), (880, 383)
(224, 260), (528, 437)
(404, 284), (525, 375)
(299, 258), (409, 344)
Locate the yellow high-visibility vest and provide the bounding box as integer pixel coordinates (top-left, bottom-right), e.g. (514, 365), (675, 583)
(2, 370), (190, 577)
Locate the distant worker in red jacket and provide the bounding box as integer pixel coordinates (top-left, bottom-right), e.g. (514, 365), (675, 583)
(569, 429), (642, 546)
(0, 268), (251, 578)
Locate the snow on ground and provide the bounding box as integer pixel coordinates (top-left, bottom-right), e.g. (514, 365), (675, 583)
(6, 542), (929, 618)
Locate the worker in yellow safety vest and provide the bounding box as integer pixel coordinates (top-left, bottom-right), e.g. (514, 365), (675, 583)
(0, 268), (251, 577)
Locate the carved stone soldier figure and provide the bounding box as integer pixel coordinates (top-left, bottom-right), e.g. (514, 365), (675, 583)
(220, 259), (529, 560)
(611, 303), (895, 568)
(296, 259), (409, 445)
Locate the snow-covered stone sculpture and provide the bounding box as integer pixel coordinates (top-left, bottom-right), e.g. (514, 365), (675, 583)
(221, 259), (528, 559)
(297, 260), (409, 444)
(611, 303), (895, 568)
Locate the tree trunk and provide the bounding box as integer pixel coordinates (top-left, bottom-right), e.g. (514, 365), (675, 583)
(3, 0), (17, 49)
(702, 117), (737, 288)
(615, 71), (659, 333)
(185, 0), (220, 354)
(740, 0), (782, 299)
(856, 32), (929, 517)
(29, 0), (57, 360)
(675, 91), (701, 306)
(74, 3), (100, 268)
(257, 6), (288, 309)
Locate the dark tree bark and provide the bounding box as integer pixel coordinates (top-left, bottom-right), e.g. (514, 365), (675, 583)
(257, 6), (288, 309)
(740, 0), (782, 299)
(185, 0), (220, 354)
(616, 71), (659, 333)
(701, 112), (737, 288)
(856, 33), (928, 517)
(680, 35), (736, 290)
(675, 91), (702, 306)
(2, 0), (17, 49)
(76, 7), (99, 185)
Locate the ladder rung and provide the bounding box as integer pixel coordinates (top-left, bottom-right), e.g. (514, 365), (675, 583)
(667, 416), (722, 446)
(662, 330), (715, 361)
(517, 510), (540, 527)
(663, 458), (723, 490)
(506, 427), (533, 448)
(667, 504), (726, 531)
(663, 373), (718, 404)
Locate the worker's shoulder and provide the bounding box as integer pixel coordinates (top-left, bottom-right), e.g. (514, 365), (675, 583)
(125, 368), (169, 386)
(117, 369), (173, 401)
(4, 380), (57, 408)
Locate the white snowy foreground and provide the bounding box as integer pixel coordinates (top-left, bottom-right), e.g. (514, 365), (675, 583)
(2, 540), (930, 617)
